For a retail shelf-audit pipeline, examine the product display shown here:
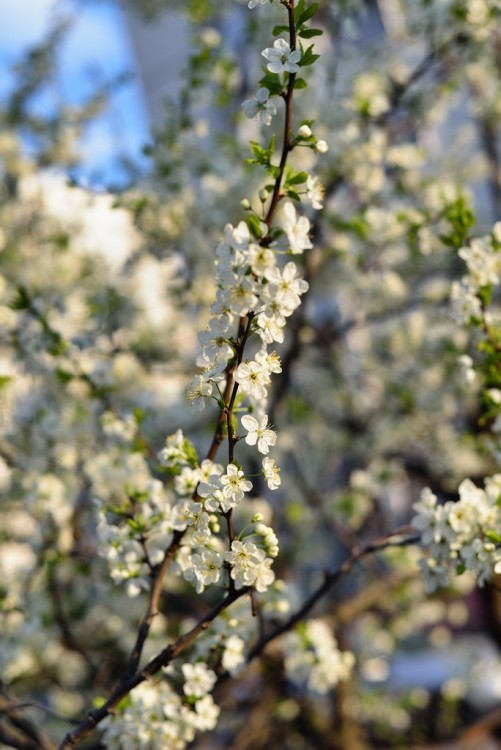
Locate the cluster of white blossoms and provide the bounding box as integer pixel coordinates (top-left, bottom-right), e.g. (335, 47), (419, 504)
(95, 476), (187, 597)
(241, 38), (300, 127)
(94, 1), (332, 745)
(187, 204), (310, 413)
(412, 475), (501, 592)
(283, 619), (355, 694)
(451, 224), (501, 325)
(101, 671), (219, 750)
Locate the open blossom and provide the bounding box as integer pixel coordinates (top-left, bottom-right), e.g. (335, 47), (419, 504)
(281, 202), (313, 254)
(234, 359), (271, 399)
(459, 237), (501, 287)
(262, 38), (301, 74)
(226, 274), (259, 316)
(225, 540), (275, 591)
(248, 243), (276, 276)
(256, 348), (282, 374)
(263, 456), (281, 490)
(256, 311), (286, 344)
(182, 663), (217, 698)
(241, 414), (277, 454)
(451, 278), (482, 324)
(183, 549), (224, 593)
(284, 620), (355, 694)
(222, 634), (246, 674)
(158, 429), (191, 468)
(242, 87), (277, 126)
(193, 695), (220, 732)
(220, 464), (252, 505)
(306, 175), (324, 210)
(264, 261), (309, 313)
(186, 374), (212, 411)
(412, 475), (501, 591)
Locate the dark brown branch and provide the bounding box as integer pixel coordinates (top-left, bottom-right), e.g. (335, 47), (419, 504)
(125, 528), (184, 677)
(58, 587), (249, 750)
(0, 691), (56, 750)
(245, 528), (420, 663)
(265, 1), (297, 226)
(0, 722), (41, 750)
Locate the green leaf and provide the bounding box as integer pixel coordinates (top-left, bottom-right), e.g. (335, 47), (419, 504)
(479, 284), (493, 307)
(300, 44), (320, 67)
(286, 170), (309, 185)
(183, 438), (199, 468)
(266, 133), (276, 161)
(485, 530), (501, 544)
(272, 25), (289, 35)
(55, 368), (73, 384)
(249, 140), (269, 165)
(259, 72), (282, 96)
(455, 562), (466, 576)
(298, 27), (323, 38)
(286, 188), (301, 201)
(297, 2), (319, 27)
(9, 285), (31, 311)
(266, 164), (281, 179)
(294, 0), (306, 25)
(293, 78), (308, 89)
(247, 214), (266, 239)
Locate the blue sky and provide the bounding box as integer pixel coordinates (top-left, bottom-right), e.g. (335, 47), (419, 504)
(0, 0), (150, 187)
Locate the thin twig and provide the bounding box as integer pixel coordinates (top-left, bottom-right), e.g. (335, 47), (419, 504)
(245, 529), (419, 663)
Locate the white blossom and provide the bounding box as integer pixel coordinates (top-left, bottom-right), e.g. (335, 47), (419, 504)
(283, 620), (355, 694)
(220, 464), (252, 506)
(234, 359), (271, 400)
(242, 87), (277, 126)
(412, 476), (501, 591)
(306, 175), (324, 210)
(184, 549), (224, 593)
(262, 39), (301, 74)
(182, 663), (217, 698)
(222, 634), (246, 674)
(241, 413), (277, 454)
(264, 261), (309, 313)
(186, 375), (212, 411)
(262, 457), (281, 490)
(225, 540), (275, 591)
(281, 202), (313, 254)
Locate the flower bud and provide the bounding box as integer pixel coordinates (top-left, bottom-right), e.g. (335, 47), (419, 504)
(259, 189), (268, 202)
(252, 512), (264, 523)
(298, 124), (312, 138)
(241, 198), (251, 210)
(255, 522), (269, 535)
(315, 139), (329, 154)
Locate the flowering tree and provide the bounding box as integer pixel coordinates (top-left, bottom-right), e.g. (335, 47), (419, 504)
(1, 0), (501, 748)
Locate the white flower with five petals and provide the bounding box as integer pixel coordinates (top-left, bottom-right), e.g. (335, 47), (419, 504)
(281, 202), (313, 254)
(263, 457), (281, 490)
(262, 39), (301, 74)
(241, 414), (277, 454)
(242, 87), (277, 126)
(220, 464), (252, 505)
